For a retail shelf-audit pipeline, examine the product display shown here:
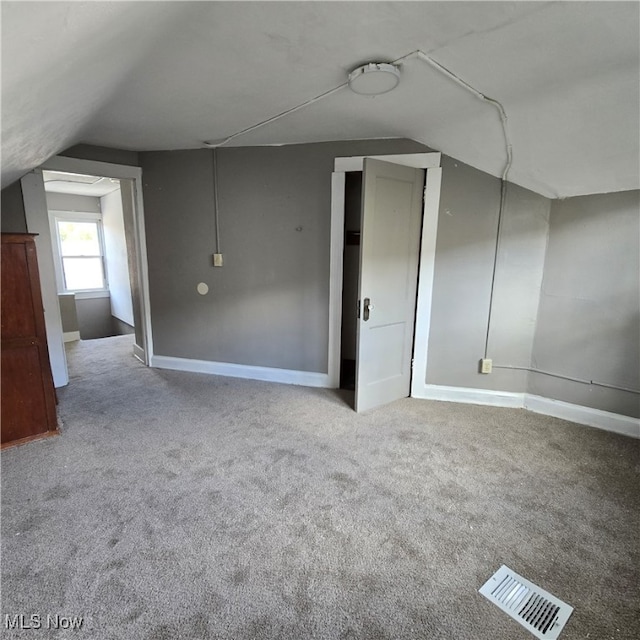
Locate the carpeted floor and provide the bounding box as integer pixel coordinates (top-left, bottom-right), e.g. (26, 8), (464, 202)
(2, 335), (638, 639)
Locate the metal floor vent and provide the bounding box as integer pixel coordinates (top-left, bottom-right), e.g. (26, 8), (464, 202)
(479, 565), (574, 640)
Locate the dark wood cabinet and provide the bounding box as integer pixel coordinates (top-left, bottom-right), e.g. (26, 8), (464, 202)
(1, 233), (59, 448)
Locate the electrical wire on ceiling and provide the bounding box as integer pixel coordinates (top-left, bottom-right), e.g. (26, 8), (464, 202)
(202, 48), (512, 182)
(42, 171), (102, 185)
(395, 50), (512, 182)
(203, 82), (349, 149)
(389, 50), (513, 359)
(204, 50), (513, 349)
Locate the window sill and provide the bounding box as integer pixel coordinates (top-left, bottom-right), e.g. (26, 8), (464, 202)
(63, 290), (110, 300)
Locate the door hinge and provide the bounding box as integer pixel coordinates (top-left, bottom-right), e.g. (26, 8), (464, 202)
(411, 358), (415, 370)
(357, 299), (360, 319)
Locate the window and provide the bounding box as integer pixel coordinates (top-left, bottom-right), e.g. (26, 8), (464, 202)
(50, 213), (108, 294)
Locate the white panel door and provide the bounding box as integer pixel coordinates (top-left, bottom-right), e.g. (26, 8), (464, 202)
(355, 158), (424, 412)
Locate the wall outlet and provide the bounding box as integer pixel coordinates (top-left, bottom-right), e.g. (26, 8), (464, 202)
(480, 358), (493, 374)
(213, 253), (224, 267)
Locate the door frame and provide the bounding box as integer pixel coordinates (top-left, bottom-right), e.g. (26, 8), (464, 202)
(23, 156), (153, 384)
(328, 152), (442, 396)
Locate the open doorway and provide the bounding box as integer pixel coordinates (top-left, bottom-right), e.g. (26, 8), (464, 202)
(339, 171), (362, 393)
(329, 153), (443, 412)
(22, 155), (152, 388)
(43, 170), (136, 343)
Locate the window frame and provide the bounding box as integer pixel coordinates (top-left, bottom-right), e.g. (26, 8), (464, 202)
(49, 210), (110, 299)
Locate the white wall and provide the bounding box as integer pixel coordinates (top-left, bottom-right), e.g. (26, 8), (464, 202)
(101, 188), (134, 327)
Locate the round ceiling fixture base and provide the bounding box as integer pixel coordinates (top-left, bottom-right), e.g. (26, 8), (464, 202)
(348, 62), (401, 95)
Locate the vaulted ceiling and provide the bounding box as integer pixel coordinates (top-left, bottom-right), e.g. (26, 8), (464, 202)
(2, 1), (639, 198)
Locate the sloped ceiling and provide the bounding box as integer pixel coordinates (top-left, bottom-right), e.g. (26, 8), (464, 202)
(2, 1), (639, 198)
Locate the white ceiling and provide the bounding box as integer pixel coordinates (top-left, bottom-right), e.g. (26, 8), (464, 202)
(2, 2), (639, 199)
(42, 170), (120, 197)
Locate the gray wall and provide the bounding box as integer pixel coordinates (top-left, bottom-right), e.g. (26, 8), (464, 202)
(45, 191), (101, 213)
(76, 296), (116, 340)
(426, 155), (550, 392)
(112, 316), (135, 336)
(58, 294), (79, 333)
(1, 180), (27, 232)
(140, 139), (429, 372)
(531, 190), (640, 417)
(46, 141), (638, 418)
(60, 144), (140, 167)
(60, 292), (132, 341)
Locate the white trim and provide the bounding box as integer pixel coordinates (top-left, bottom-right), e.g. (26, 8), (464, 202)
(415, 383), (525, 407)
(39, 156), (140, 182)
(411, 167), (442, 398)
(49, 209), (109, 293)
(412, 383), (639, 438)
(21, 171), (69, 387)
(328, 172), (346, 388)
(329, 152), (442, 393)
(63, 331), (81, 343)
(133, 343), (146, 363)
(334, 152), (441, 172)
(131, 174), (152, 365)
(49, 210), (102, 221)
(38, 156), (152, 366)
(524, 394), (640, 439)
(73, 290), (110, 299)
(150, 355), (331, 388)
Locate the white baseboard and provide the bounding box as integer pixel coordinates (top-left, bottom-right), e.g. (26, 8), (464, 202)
(63, 331), (80, 343)
(413, 383), (639, 438)
(133, 343), (146, 363)
(524, 394), (640, 439)
(150, 354), (331, 388)
(416, 384), (525, 408)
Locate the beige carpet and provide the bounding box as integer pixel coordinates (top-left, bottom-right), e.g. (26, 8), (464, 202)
(2, 335), (638, 639)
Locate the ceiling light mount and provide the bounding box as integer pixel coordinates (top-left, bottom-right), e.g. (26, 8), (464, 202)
(348, 62), (401, 96)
